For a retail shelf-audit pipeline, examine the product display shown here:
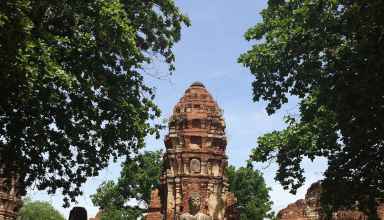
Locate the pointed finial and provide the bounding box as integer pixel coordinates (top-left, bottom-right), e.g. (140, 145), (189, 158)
(191, 81), (205, 87)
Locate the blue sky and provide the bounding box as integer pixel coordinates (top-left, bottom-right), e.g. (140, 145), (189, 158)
(30, 0), (327, 218)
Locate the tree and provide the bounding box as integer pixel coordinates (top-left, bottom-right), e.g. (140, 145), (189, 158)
(95, 208), (142, 220)
(0, 0), (189, 206)
(91, 150), (162, 219)
(239, 0), (384, 218)
(226, 165), (273, 220)
(17, 198), (65, 220)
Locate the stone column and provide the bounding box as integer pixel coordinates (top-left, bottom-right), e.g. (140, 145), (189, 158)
(201, 161), (208, 175)
(175, 177), (182, 214)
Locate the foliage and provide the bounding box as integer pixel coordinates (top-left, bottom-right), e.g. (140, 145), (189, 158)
(91, 181), (125, 212)
(91, 150), (162, 219)
(226, 165), (273, 220)
(98, 208), (142, 220)
(17, 198), (65, 220)
(0, 0), (189, 206)
(239, 0), (384, 217)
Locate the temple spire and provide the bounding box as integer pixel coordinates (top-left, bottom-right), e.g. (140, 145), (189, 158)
(145, 82), (239, 220)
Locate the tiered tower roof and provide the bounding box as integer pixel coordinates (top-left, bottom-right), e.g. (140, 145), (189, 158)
(165, 81), (227, 155)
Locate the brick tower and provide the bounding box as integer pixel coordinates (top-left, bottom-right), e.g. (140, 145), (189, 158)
(146, 82), (239, 220)
(0, 171), (23, 220)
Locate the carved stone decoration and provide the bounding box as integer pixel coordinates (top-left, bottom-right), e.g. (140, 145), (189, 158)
(190, 159), (201, 174)
(180, 192), (212, 220)
(208, 190), (225, 219)
(145, 82), (239, 220)
(224, 192), (240, 220)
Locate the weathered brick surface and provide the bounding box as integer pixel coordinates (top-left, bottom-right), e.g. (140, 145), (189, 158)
(145, 82), (238, 220)
(0, 174), (22, 220)
(145, 189), (163, 220)
(277, 182), (384, 220)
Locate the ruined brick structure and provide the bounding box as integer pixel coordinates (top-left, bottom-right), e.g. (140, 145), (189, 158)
(277, 182), (384, 220)
(0, 171), (22, 220)
(145, 82), (239, 220)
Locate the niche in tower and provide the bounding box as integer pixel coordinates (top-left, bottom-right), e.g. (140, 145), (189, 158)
(191, 119), (201, 129)
(189, 136), (202, 149)
(190, 158), (201, 174)
(212, 138), (223, 149)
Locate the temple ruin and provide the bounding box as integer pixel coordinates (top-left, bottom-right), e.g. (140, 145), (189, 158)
(0, 170), (22, 220)
(145, 82), (239, 220)
(277, 182), (384, 220)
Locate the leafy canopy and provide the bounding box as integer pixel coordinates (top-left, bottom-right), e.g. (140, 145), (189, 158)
(239, 0), (384, 217)
(0, 0), (189, 206)
(17, 198), (65, 220)
(91, 150), (162, 219)
(226, 165), (273, 220)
